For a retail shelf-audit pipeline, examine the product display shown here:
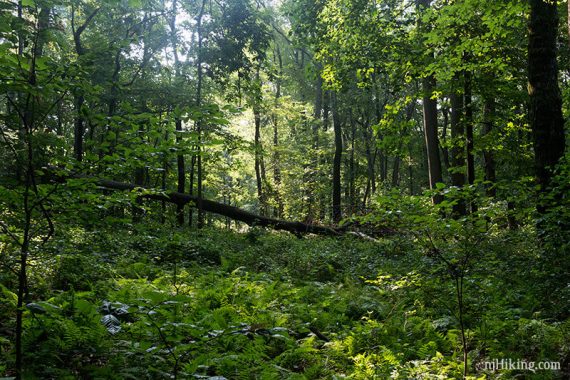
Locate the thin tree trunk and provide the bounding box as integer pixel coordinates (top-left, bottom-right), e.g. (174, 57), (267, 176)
(196, 0), (207, 227)
(349, 113), (356, 215)
(450, 81), (466, 216)
(272, 46), (284, 217)
(441, 105), (451, 170)
(482, 98), (496, 197)
(422, 76), (443, 203)
(392, 156), (401, 187)
(464, 69), (477, 213)
(71, 6), (99, 161)
(170, 0), (185, 225)
(408, 142), (414, 195)
(253, 69), (265, 213)
(362, 124), (376, 208)
(188, 154), (196, 226)
(332, 92), (342, 223)
(464, 70), (475, 187)
(320, 90), (330, 220)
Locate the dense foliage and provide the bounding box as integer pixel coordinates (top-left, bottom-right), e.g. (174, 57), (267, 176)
(1, 0), (569, 378)
(2, 221), (569, 379)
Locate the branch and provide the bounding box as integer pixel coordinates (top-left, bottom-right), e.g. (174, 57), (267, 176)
(95, 178), (341, 236)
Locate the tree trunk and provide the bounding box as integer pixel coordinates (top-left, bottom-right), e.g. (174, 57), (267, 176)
(441, 105), (451, 170)
(464, 70), (475, 187)
(422, 76), (443, 203)
(254, 111), (265, 212)
(482, 98), (496, 197)
(71, 6), (99, 161)
(362, 124), (376, 208)
(450, 83), (466, 216)
(59, 176), (344, 236)
(253, 69), (265, 213)
(320, 90), (331, 220)
(170, 0), (185, 225)
(273, 46), (284, 217)
(528, 0), (565, 195)
(196, 0), (207, 227)
(332, 92), (343, 223)
(391, 156), (401, 187)
(73, 95), (85, 161)
(175, 118), (185, 225)
(464, 69), (477, 213)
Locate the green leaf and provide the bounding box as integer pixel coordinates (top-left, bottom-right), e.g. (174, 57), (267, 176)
(21, 0), (35, 6)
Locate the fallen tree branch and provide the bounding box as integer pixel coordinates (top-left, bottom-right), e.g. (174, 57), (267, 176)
(61, 175), (342, 236)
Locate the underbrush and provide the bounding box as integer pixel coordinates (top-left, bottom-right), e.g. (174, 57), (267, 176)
(0, 221), (568, 379)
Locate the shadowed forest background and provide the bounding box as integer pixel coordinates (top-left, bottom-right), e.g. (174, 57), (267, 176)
(1, 0), (569, 378)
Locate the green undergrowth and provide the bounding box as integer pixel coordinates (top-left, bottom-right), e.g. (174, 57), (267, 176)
(1, 224), (568, 379)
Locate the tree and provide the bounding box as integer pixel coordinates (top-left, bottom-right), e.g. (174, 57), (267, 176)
(417, 0), (443, 204)
(528, 0), (565, 195)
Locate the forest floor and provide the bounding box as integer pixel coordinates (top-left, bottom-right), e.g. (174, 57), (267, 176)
(1, 223), (568, 379)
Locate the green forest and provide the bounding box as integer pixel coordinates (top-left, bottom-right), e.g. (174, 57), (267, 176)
(0, 0), (569, 378)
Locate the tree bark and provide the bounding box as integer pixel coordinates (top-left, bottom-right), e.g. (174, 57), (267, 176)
(450, 82), (466, 216)
(170, 0), (185, 225)
(71, 6), (99, 161)
(196, 0), (207, 227)
(464, 69), (477, 213)
(482, 98), (496, 197)
(422, 76), (443, 203)
(272, 46), (284, 217)
(464, 70), (475, 187)
(528, 0), (565, 195)
(253, 68), (265, 213)
(58, 176), (343, 236)
(332, 92), (343, 223)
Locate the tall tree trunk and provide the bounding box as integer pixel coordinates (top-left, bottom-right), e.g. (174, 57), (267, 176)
(73, 95), (85, 161)
(408, 142), (414, 195)
(392, 156), (401, 187)
(320, 90), (331, 220)
(422, 76), (443, 203)
(71, 6), (99, 161)
(170, 0), (185, 225)
(464, 70), (475, 186)
(441, 105), (451, 170)
(482, 98), (496, 197)
(332, 92), (343, 223)
(528, 0), (565, 195)
(362, 124), (376, 208)
(188, 154), (196, 225)
(349, 113), (356, 215)
(196, 0), (207, 227)
(418, 0), (443, 203)
(273, 46), (284, 217)
(450, 82), (467, 216)
(308, 64), (323, 221)
(253, 68), (265, 213)
(254, 107), (264, 209)
(175, 118), (185, 225)
(464, 69), (477, 213)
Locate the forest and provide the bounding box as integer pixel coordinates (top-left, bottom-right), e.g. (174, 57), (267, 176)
(0, 0), (569, 378)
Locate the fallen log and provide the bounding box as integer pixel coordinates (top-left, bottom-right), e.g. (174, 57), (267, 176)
(85, 177), (341, 236)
